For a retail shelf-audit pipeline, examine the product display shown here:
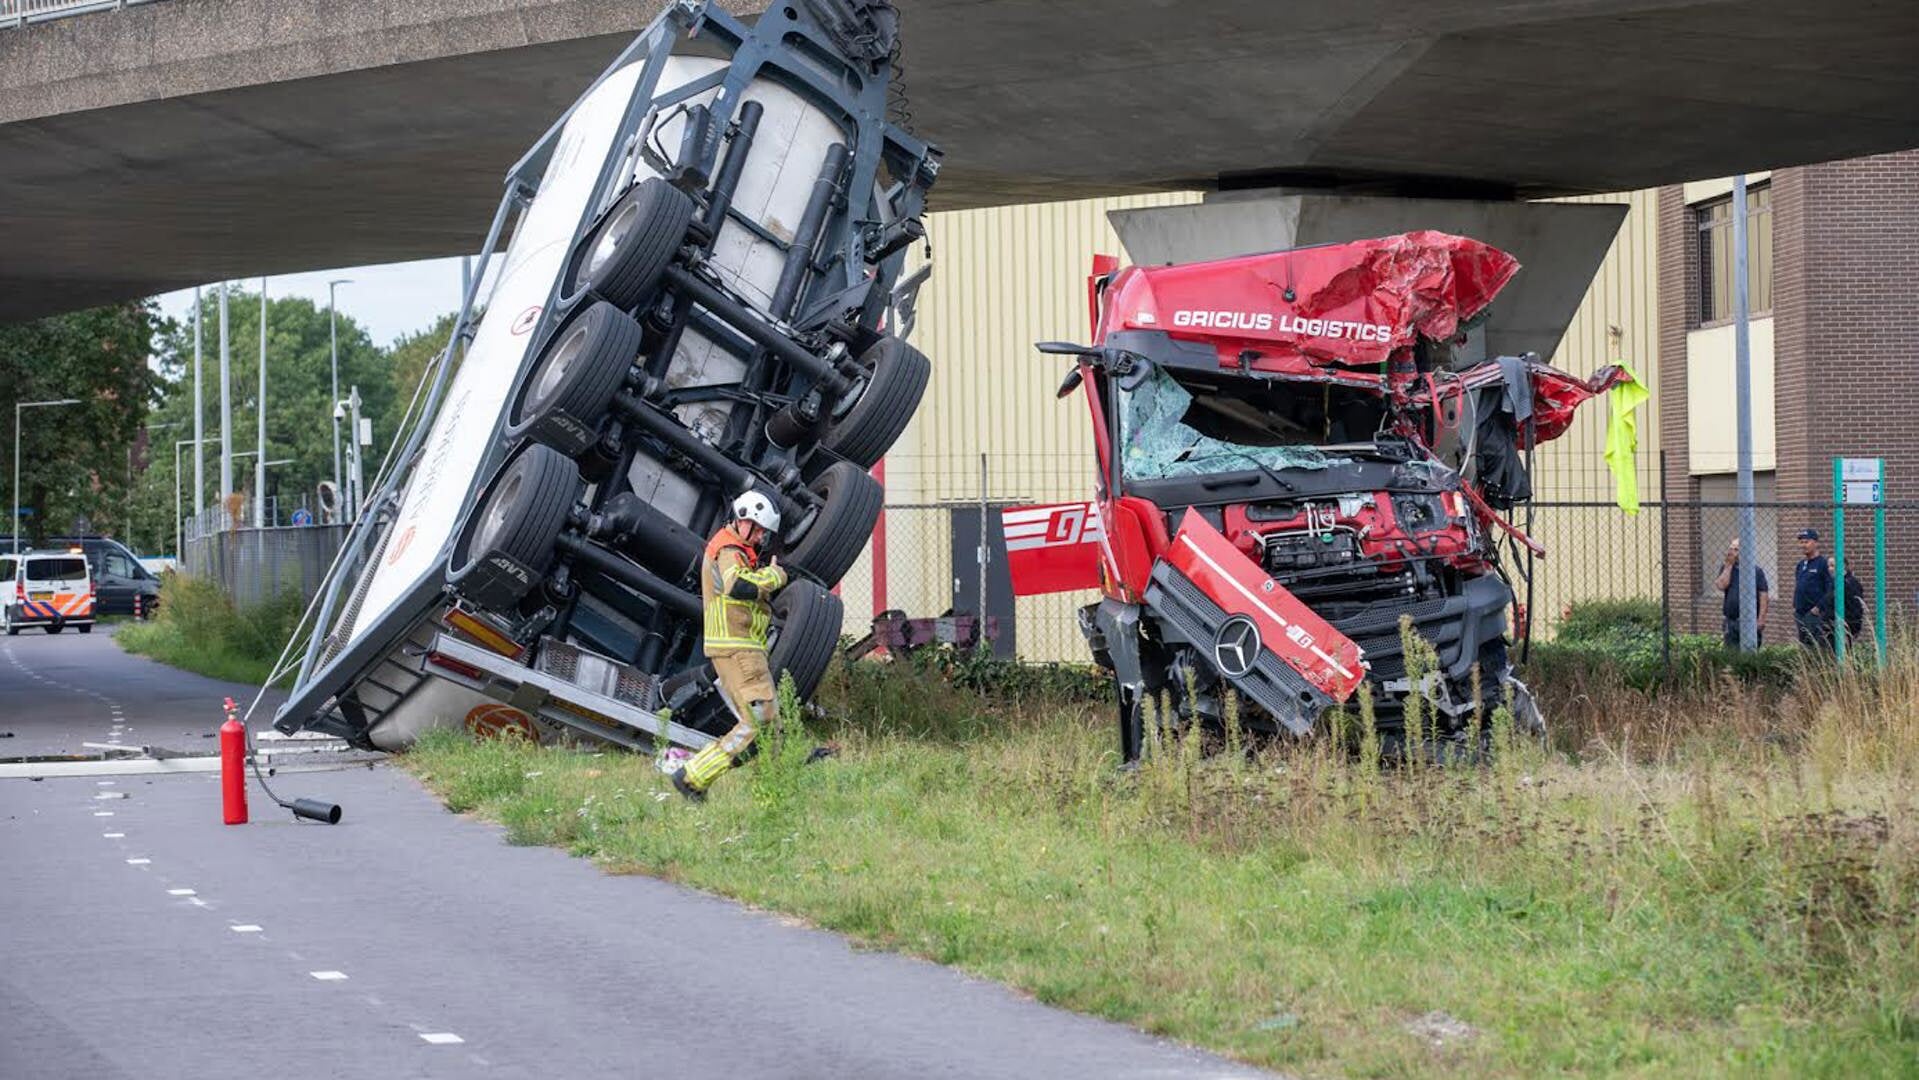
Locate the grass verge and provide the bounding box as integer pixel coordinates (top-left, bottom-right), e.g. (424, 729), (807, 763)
(404, 652), (1919, 1078)
(115, 572), (301, 687)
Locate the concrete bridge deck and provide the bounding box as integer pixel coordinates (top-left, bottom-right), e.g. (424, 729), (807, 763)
(3, 0), (1917, 319)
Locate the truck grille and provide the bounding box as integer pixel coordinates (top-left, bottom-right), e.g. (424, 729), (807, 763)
(1145, 561), (1333, 736)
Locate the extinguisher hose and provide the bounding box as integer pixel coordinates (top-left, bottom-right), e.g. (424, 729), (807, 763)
(248, 743), (344, 824)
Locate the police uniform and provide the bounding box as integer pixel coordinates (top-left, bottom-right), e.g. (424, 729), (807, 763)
(675, 522), (787, 796)
(1793, 552), (1834, 649)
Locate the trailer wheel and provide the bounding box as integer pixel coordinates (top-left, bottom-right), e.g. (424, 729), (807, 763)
(447, 444), (583, 612)
(572, 178), (695, 311)
(782, 460), (882, 586)
(818, 336), (930, 468)
(767, 579), (842, 702)
(510, 301), (646, 456)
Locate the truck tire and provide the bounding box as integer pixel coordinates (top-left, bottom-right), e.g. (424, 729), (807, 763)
(819, 336), (930, 468)
(511, 301), (645, 456)
(767, 579), (841, 702)
(78, 624), (92, 635)
(447, 444), (583, 611)
(782, 460), (881, 586)
(572, 178), (694, 311)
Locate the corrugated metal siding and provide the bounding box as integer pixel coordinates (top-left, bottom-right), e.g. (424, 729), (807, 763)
(889, 191), (1202, 504)
(1527, 190), (1664, 633)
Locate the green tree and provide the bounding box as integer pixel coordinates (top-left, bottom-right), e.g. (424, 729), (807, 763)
(149, 287), (394, 528)
(0, 302), (159, 546)
(386, 311), (461, 412)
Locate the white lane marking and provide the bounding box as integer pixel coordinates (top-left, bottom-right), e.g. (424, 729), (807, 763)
(230, 924), (262, 933)
(167, 888), (196, 896)
(419, 1033), (465, 1045)
(126, 858), (150, 865)
(309, 971), (349, 981)
(93, 811), (114, 817)
(96, 780), (116, 786)
(93, 792), (127, 800)
(188, 898), (208, 907)
(103, 832), (124, 838)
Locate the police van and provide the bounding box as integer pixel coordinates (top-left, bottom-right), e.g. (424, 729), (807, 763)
(0, 549), (96, 636)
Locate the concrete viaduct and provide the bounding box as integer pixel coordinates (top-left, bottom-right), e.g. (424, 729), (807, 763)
(2, 0), (1917, 320)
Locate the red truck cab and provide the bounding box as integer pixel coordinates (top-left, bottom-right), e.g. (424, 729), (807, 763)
(1009, 233), (1623, 761)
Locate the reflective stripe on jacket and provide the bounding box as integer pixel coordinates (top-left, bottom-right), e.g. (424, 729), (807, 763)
(701, 524), (786, 653)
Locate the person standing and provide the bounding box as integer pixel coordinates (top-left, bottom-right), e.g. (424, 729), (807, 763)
(1791, 528), (1835, 650)
(673, 490), (788, 801)
(1714, 538), (1770, 647)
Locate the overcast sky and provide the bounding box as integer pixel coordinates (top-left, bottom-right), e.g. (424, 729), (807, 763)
(150, 255), (497, 349)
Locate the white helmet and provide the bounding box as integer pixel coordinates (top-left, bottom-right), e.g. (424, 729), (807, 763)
(732, 489), (781, 534)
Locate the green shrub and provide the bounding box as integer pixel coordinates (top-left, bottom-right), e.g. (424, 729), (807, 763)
(1527, 599), (1799, 693)
(116, 571), (304, 686)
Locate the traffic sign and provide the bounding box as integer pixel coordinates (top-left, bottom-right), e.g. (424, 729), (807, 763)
(1843, 481), (1882, 506)
(1840, 457), (1883, 482)
(291, 508), (314, 526)
(1832, 457), (1890, 668)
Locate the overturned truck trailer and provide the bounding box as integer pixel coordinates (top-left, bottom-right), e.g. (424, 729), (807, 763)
(274, 0), (939, 752)
(1006, 234), (1626, 761)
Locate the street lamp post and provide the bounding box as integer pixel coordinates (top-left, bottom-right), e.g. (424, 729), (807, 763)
(256, 277), (268, 528)
(174, 436), (206, 556)
(192, 285), (205, 517)
(219, 282), (232, 499)
(328, 279), (352, 501)
(13, 398), (82, 557)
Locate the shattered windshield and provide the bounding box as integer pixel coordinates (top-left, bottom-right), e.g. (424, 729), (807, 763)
(1120, 367), (1386, 480)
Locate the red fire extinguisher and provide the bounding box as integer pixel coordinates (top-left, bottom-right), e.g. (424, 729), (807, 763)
(220, 696), (248, 825)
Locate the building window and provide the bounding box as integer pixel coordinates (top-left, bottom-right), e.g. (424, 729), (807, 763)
(1696, 183), (1772, 324)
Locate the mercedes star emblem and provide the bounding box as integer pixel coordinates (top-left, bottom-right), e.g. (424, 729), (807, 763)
(1212, 615), (1260, 678)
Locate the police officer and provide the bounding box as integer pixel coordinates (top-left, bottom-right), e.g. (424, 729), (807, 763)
(673, 490), (788, 801)
(1714, 537), (1769, 647)
(1792, 528), (1835, 650)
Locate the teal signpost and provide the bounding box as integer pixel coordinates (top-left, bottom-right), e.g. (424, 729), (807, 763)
(1833, 457), (1888, 668)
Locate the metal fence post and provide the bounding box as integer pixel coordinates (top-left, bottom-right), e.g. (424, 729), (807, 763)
(1659, 449), (1671, 671)
(977, 453), (989, 653)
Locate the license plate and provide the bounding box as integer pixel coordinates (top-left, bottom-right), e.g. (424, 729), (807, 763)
(29, 592), (52, 601)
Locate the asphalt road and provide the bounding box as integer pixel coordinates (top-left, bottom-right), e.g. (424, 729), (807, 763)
(0, 624), (284, 758)
(0, 630), (1270, 1079)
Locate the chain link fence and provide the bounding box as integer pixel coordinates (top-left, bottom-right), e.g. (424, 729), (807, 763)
(853, 452), (1914, 666)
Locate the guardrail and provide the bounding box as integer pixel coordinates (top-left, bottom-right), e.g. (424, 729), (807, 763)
(2, 0), (166, 29)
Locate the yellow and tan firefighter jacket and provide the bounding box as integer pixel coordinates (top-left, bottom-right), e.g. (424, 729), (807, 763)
(701, 524), (787, 653)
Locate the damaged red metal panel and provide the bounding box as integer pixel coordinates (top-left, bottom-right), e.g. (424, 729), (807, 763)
(1100, 231), (1519, 372)
(1165, 509), (1367, 703)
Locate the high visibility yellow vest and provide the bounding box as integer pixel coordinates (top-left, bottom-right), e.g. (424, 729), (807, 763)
(700, 525), (786, 653)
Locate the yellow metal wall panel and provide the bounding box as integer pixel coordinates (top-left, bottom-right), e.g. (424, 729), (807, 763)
(1527, 189), (1664, 631)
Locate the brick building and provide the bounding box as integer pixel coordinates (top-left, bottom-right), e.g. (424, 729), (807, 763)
(1657, 150), (1919, 641)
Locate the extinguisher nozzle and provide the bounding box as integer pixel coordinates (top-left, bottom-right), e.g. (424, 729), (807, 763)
(286, 798), (343, 825)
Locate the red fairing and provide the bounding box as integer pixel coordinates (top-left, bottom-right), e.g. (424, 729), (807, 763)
(1527, 363), (1630, 448)
(1003, 502), (1105, 596)
(1165, 510), (1366, 703)
(1103, 496), (1169, 599)
(1098, 231), (1519, 371)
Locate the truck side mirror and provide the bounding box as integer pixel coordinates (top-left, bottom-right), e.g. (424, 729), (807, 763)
(1036, 340), (1097, 356)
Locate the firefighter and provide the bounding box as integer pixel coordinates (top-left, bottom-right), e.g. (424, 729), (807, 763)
(672, 490), (788, 801)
